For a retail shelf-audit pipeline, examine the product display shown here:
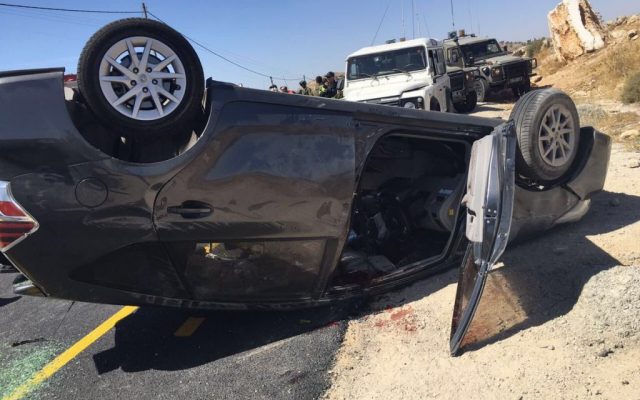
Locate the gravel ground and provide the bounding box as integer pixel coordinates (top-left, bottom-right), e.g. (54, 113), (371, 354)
(324, 105), (640, 400)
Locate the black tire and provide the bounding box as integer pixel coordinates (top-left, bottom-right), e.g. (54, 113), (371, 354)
(510, 88), (581, 182)
(473, 78), (488, 102)
(453, 90), (477, 113)
(512, 81), (531, 99)
(78, 18), (204, 139)
(430, 97), (441, 112)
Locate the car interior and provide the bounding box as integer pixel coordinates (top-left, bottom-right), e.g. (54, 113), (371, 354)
(330, 134), (469, 288)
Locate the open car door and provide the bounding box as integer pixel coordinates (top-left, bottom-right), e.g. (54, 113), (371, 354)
(450, 122), (516, 355)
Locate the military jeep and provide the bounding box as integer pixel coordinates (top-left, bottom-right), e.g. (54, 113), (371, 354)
(444, 34), (537, 101)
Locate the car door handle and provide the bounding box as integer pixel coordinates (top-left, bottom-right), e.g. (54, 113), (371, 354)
(167, 201), (213, 219)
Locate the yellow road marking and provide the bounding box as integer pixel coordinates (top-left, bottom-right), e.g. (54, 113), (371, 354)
(174, 317), (205, 337)
(2, 305), (139, 400)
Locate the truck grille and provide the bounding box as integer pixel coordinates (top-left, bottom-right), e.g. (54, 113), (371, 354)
(361, 97), (400, 107)
(503, 62), (528, 80)
(449, 72), (464, 92)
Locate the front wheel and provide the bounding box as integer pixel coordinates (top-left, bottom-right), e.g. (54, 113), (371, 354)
(510, 89), (581, 182)
(473, 78), (488, 102)
(453, 90), (477, 113)
(78, 18), (204, 139)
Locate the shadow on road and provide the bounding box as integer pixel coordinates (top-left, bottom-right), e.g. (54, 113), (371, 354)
(462, 190), (640, 352)
(93, 301), (358, 374)
(0, 296), (20, 307)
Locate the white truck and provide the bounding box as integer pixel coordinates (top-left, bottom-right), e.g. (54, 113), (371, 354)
(343, 38), (455, 112)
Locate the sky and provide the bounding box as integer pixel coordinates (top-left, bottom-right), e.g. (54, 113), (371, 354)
(0, 0), (638, 89)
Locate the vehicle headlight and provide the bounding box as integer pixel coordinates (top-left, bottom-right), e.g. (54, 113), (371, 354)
(404, 101), (416, 109)
(465, 72), (474, 81)
(492, 67), (503, 78)
(401, 97), (423, 109)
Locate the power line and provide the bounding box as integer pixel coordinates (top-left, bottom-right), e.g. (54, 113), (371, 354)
(0, 2), (140, 14)
(148, 12), (302, 81)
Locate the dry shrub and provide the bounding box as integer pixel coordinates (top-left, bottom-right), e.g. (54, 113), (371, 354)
(621, 71), (640, 104)
(536, 46), (566, 76)
(600, 40), (640, 79)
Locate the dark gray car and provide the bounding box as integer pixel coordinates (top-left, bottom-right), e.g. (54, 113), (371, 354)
(0, 20), (608, 356)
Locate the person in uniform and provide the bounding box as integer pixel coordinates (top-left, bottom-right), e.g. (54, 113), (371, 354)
(297, 80), (312, 95)
(314, 75), (326, 96)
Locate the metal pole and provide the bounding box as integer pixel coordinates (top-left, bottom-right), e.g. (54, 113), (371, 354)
(142, 2), (148, 18)
(401, 0), (405, 38)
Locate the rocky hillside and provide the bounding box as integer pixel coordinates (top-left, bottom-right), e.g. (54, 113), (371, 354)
(534, 13), (640, 148)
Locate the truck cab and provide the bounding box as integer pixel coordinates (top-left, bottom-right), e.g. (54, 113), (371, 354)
(343, 38), (451, 112)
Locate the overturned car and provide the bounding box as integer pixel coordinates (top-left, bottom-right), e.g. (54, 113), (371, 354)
(0, 19), (610, 355)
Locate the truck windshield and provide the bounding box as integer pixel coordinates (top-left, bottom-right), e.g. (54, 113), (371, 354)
(347, 46), (427, 80)
(460, 39), (504, 60)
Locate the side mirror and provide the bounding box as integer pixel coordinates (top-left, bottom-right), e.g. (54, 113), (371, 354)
(503, 45), (508, 52)
(336, 78), (345, 91)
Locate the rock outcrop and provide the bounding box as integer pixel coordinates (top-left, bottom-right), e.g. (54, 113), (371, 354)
(548, 0), (606, 61)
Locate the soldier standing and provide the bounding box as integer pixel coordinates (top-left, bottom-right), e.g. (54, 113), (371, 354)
(314, 76), (326, 96)
(297, 80), (312, 95)
(321, 71), (338, 98)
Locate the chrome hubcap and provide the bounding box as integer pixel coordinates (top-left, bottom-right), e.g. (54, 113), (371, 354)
(99, 36), (186, 121)
(538, 104), (576, 167)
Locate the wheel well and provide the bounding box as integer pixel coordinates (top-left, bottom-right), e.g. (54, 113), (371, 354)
(429, 97), (441, 111)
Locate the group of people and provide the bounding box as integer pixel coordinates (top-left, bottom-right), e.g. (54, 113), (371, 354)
(268, 71), (342, 99)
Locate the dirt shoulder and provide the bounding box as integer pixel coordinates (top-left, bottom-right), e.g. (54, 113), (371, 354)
(324, 134), (640, 399)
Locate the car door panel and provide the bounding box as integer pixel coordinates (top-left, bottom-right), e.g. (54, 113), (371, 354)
(450, 122), (516, 355)
(154, 101), (356, 301)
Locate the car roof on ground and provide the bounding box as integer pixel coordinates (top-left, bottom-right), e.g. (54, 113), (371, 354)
(347, 38), (442, 59)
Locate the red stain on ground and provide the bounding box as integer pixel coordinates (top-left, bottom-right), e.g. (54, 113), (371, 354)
(374, 320), (387, 328)
(373, 306), (418, 332)
(390, 307), (413, 321)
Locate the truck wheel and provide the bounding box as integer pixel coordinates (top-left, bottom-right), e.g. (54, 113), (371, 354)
(78, 18), (204, 139)
(453, 90), (477, 113)
(510, 88), (580, 182)
(473, 78), (488, 102)
(512, 81), (531, 99)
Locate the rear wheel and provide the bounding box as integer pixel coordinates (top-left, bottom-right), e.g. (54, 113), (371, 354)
(510, 89), (580, 182)
(78, 18), (204, 139)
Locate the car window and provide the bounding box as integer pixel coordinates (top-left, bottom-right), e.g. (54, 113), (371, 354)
(436, 49), (446, 75)
(347, 46), (427, 80)
(461, 39), (504, 60)
(449, 48), (463, 67)
(430, 48), (446, 76)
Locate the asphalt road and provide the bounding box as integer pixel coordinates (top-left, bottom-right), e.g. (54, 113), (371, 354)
(0, 269), (357, 400)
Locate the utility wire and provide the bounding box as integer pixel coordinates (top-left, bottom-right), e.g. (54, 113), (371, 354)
(0, 2), (140, 14)
(0, 2), (306, 83)
(370, 3), (390, 45)
(148, 11), (303, 81)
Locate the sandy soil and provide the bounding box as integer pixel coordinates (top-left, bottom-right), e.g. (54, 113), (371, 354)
(324, 103), (640, 400)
